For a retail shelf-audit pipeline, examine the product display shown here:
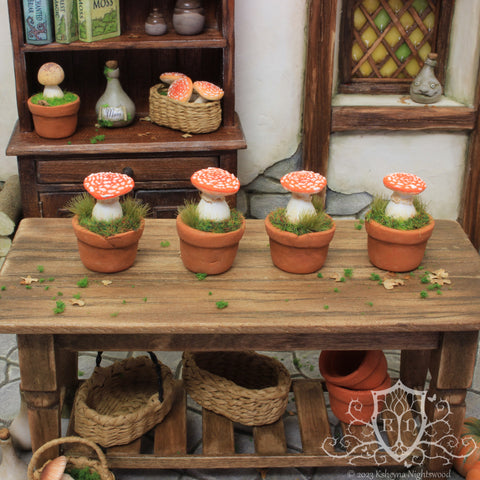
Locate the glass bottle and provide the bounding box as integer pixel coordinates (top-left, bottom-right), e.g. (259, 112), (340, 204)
(173, 0), (205, 36)
(95, 60), (136, 128)
(145, 8), (167, 36)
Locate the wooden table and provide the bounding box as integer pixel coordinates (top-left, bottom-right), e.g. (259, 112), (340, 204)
(0, 218), (479, 472)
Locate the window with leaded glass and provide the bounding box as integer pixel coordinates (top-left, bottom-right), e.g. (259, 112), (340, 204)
(339, 0), (454, 94)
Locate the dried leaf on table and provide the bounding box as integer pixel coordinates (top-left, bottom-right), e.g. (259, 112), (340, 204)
(329, 273), (344, 282)
(70, 298), (86, 306)
(383, 278), (405, 290)
(430, 269), (451, 285)
(20, 275), (38, 285)
(182, 133), (193, 138)
(102, 280), (113, 286)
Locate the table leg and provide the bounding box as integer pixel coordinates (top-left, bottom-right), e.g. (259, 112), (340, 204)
(400, 350), (430, 389)
(17, 334), (61, 462)
(424, 331), (479, 472)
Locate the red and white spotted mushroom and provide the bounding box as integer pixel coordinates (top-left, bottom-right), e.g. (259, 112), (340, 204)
(383, 172), (427, 220)
(280, 170), (327, 223)
(39, 455), (67, 480)
(192, 81), (224, 103)
(167, 76), (193, 103)
(190, 167), (240, 221)
(83, 172), (134, 222)
(159, 72), (187, 84)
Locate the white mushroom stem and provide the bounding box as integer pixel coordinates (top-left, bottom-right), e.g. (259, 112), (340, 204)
(385, 191), (417, 220)
(285, 192), (316, 223)
(92, 197), (123, 222)
(42, 84), (64, 99)
(197, 192), (230, 222)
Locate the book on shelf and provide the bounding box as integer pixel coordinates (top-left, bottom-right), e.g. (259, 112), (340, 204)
(54, 0), (79, 44)
(22, 0), (54, 45)
(77, 0), (120, 42)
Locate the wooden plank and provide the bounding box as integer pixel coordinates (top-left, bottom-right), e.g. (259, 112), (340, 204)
(331, 106), (476, 132)
(108, 438), (142, 455)
(400, 350), (430, 389)
(253, 419), (286, 455)
(202, 409), (235, 455)
(293, 379), (333, 454)
(154, 380), (187, 456)
(341, 423), (379, 457)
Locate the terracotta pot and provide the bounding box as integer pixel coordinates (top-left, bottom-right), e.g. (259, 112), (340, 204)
(72, 216), (144, 273)
(27, 96), (80, 139)
(365, 216), (435, 272)
(264, 215), (335, 274)
(319, 350), (388, 390)
(327, 374), (392, 425)
(176, 215), (246, 274)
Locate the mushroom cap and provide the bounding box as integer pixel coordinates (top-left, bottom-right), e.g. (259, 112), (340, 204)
(383, 172), (426, 195)
(159, 72), (187, 84)
(193, 81), (224, 101)
(280, 170), (327, 194)
(38, 62), (65, 86)
(191, 167), (240, 195)
(167, 76), (193, 102)
(84, 172), (134, 200)
(40, 455), (67, 480)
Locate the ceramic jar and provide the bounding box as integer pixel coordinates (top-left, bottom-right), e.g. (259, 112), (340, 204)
(173, 0), (205, 35)
(145, 8), (167, 36)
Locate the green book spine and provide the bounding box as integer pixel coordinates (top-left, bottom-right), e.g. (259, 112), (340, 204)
(54, 0), (79, 43)
(77, 0), (120, 43)
(22, 0), (54, 45)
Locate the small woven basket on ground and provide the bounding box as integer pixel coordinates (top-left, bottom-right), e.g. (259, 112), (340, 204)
(182, 351), (291, 426)
(28, 436), (114, 480)
(149, 84), (222, 134)
(73, 353), (175, 447)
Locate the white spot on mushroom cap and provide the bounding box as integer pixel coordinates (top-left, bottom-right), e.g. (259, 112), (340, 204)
(383, 172), (426, 194)
(280, 170), (327, 194)
(83, 172), (135, 199)
(191, 167), (240, 195)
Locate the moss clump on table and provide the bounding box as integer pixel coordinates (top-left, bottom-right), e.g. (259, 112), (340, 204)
(366, 196), (431, 230)
(268, 196), (333, 235)
(30, 92), (78, 106)
(67, 193), (149, 237)
(178, 201), (244, 233)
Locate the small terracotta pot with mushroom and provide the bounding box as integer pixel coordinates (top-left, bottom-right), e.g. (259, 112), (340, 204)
(27, 62), (80, 139)
(68, 172), (148, 273)
(176, 167), (245, 275)
(365, 172), (435, 272)
(265, 171), (335, 274)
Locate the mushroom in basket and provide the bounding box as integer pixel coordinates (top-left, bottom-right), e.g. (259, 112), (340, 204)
(176, 167), (245, 274)
(265, 170), (335, 274)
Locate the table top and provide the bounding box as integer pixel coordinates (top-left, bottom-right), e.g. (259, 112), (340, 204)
(0, 218), (478, 335)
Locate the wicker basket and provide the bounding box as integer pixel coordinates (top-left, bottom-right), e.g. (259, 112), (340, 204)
(73, 353), (175, 447)
(28, 436), (114, 480)
(182, 351), (291, 426)
(149, 84), (222, 134)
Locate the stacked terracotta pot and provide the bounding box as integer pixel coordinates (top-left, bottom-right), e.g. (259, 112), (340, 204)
(319, 350), (391, 425)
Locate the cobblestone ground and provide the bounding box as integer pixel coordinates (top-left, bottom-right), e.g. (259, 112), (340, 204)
(1, 335), (478, 480)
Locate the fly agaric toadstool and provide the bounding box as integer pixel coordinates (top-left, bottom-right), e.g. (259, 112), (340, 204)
(167, 76), (193, 103)
(190, 167), (240, 222)
(192, 81), (224, 103)
(160, 72), (187, 84)
(39, 455), (67, 480)
(383, 172), (427, 220)
(280, 170), (327, 223)
(37, 62), (65, 99)
(83, 172), (134, 222)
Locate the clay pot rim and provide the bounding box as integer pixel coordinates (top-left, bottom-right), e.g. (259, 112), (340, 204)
(319, 350), (384, 387)
(27, 95), (80, 117)
(72, 215), (145, 249)
(176, 214), (246, 248)
(265, 214), (336, 248)
(326, 374), (391, 403)
(365, 215), (435, 245)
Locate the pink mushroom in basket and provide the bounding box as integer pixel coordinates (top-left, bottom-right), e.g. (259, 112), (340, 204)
(192, 81), (224, 103)
(383, 172), (427, 220)
(280, 170), (327, 223)
(83, 172), (134, 222)
(167, 76), (193, 103)
(190, 167), (240, 222)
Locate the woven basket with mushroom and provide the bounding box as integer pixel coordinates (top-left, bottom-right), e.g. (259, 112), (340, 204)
(182, 351), (292, 426)
(149, 73), (223, 134)
(28, 436), (114, 480)
(73, 353), (175, 448)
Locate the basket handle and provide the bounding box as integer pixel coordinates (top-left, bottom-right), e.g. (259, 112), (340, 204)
(28, 436), (109, 480)
(96, 351), (164, 403)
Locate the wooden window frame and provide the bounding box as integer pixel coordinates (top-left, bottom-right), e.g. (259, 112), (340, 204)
(338, 0), (455, 94)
